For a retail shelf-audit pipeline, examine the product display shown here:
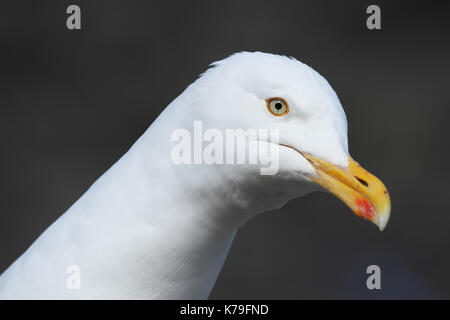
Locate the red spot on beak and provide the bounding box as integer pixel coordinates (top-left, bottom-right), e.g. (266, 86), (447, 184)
(355, 198), (376, 220)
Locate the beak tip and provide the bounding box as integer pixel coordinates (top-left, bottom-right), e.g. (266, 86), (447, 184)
(374, 210), (390, 231)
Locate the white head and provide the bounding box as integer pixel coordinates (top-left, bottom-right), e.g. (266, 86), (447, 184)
(200, 52), (349, 164)
(159, 52), (390, 230)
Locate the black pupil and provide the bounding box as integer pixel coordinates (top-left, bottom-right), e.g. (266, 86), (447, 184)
(274, 102), (283, 110)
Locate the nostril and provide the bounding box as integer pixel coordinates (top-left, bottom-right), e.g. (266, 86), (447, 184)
(355, 176), (369, 187)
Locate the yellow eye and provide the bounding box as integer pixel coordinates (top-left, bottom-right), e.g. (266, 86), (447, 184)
(266, 97), (289, 116)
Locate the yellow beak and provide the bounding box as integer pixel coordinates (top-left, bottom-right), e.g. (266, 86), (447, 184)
(303, 153), (391, 231)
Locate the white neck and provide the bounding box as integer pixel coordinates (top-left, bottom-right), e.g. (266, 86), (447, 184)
(0, 94), (311, 299)
(0, 115), (266, 299)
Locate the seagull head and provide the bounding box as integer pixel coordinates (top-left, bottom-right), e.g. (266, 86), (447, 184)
(166, 52), (391, 230)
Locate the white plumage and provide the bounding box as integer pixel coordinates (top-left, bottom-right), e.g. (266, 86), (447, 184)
(0, 52), (387, 299)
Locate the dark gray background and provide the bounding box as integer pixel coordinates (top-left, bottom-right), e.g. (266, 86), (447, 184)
(1, 0), (449, 299)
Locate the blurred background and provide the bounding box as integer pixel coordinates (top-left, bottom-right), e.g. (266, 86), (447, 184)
(0, 0), (449, 299)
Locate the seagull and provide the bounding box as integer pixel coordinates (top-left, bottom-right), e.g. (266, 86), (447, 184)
(0, 52), (391, 299)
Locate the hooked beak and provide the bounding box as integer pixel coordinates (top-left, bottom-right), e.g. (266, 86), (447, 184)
(302, 153), (391, 231)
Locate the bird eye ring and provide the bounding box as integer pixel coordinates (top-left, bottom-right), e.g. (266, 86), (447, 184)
(266, 97), (289, 116)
